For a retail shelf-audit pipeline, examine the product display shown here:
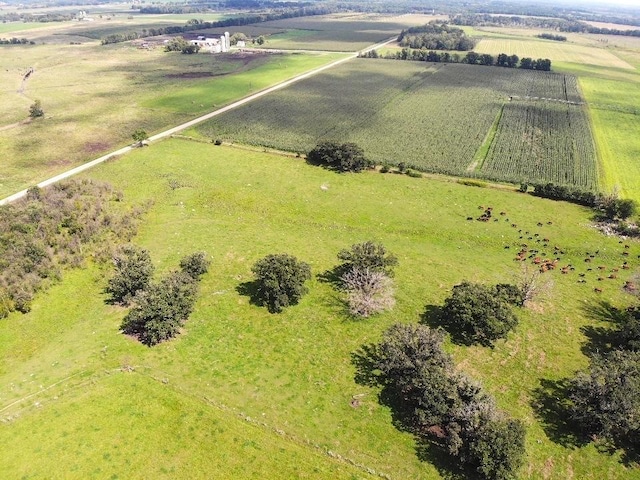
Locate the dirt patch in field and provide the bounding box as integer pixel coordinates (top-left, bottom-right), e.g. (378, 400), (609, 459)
(84, 141), (111, 155)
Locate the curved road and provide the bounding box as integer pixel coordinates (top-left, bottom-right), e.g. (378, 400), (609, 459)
(0, 38), (395, 206)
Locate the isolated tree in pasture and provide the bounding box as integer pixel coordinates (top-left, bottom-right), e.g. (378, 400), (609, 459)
(441, 281), (518, 347)
(307, 142), (373, 173)
(251, 254), (311, 313)
(105, 244), (154, 305)
(29, 99), (44, 118)
(337, 241), (398, 277)
(256, 35), (265, 45)
(567, 350), (640, 448)
(341, 267), (395, 317)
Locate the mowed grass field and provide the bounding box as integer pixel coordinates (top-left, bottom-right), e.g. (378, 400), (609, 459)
(1, 139), (639, 478)
(192, 59), (598, 188)
(0, 42), (343, 198)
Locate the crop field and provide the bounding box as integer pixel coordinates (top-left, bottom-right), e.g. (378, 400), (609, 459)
(0, 42), (342, 198)
(480, 100), (597, 187)
(474, 36), (634, 69)
(239, 13), (439, 51)
(1, 139), (639, 479)
(193, 59), (598, 188)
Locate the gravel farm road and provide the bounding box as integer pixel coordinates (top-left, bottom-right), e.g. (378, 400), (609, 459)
(0, 38), (395, 206)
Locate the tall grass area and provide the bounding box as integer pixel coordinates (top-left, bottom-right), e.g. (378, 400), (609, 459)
(1, 139), (638, 478)
(0, 43), (343, 198)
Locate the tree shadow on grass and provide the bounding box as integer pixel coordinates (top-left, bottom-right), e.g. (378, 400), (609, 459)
(415, 439), (480, 480)
(316, 265), (347, 290)
(235, 280), (261, 307)
(530, 378), (589, 449)
(420, 304), (443, 328)
(580, 299), (627, 356)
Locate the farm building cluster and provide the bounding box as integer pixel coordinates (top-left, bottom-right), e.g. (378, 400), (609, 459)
(189, 31), (245, 53)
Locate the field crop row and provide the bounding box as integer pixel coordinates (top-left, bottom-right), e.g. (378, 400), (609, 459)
(481, 100), (597, 188)
(195, 59), (597, 187)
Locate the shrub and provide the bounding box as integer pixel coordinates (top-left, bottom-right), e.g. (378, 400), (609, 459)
(307, 142), (374, 173)
(29, 99), (44, 118)
(567, 350), (640, 448)
(360, 323), (457, 430)
(458, 179), (487, 188)
(251, 254), (311, 313)
(105, 245), (154, 305)
(494, 283), (524, 307)
(337, 241), (398, 278)
(441, 281), (518, 346)
(467, 418), (527, 480)
(599, 195), (637, 221)
(341, 267), (394, 317)
(213, 139), (222, 145)
(121, 271), (198, 346)
(180, 251), (210, 280)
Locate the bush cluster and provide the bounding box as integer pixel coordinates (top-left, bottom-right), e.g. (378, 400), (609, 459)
(355, 323), (526, 480)
(307, 142), (374, 173)
(0, 180), (144, 318)
(531, 183), (637, 221)
(119, 251), (210, 346)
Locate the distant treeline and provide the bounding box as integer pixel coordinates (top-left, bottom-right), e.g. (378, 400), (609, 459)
(360, 49), (552, 71)
(101, 5), (334, 45)
(537, 33), (566, 42)
(397, 22), (476, 51)
(0, 37), (35, 45)
(451, 14), (640, 38)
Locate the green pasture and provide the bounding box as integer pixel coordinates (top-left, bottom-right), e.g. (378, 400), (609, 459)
(0, 22), (53, 35)
(1, 139), (639, 478)
(146, 51), (346, 113)
(192, 59), (597, 188)
(551, 61), (640, 200)
(0, 43), (342, 198)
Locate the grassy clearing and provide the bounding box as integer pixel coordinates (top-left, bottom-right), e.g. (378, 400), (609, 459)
(0, 373), (373, 479)
(192, 59), (597, 187)
(2, 139), (639, 478)
(0, 22), (52, 34)
(0, 43), (342, 198)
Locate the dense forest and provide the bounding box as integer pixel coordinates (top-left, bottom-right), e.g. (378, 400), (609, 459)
(397, 22), (476, 51)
